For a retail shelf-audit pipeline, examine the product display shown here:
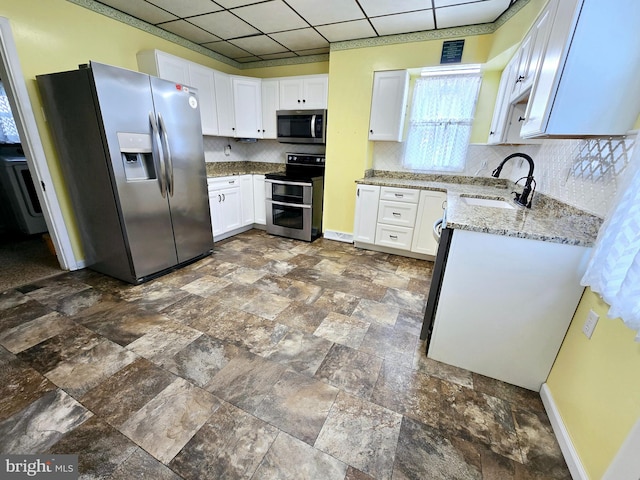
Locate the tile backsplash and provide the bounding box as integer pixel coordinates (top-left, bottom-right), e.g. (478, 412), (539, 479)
(203, 136), (325, 164)
(372, 135), (636, 218)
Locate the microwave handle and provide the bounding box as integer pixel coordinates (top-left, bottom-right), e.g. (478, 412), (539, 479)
(311, 114), (316, 138)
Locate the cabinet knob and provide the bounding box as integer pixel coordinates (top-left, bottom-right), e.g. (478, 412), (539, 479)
(370, 130), (373, 134)
(302, 99), (306, 103)
(489, 130), (495, 135)
(297, 99), (301, 103)
(515, 75), (525, 83)
(518, 116), (526, 122)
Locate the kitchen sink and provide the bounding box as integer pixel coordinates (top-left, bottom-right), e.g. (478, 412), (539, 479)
(459, 196), (516, 209)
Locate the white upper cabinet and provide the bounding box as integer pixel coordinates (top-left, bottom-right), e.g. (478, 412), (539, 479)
(521, 0), (640, 137)
(261, 79), (279, 139)
(231, 76), (263, 139)
(137, 50), (217, 136)
(279, 75), (328, 110)
(488, 57), (518, 144)
(214, 71), (236, 138)
(368, 70), (410, 142)
(187, 63), (218, 136)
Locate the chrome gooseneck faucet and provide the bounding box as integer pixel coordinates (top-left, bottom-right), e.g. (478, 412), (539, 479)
(491, 153), (536, 208)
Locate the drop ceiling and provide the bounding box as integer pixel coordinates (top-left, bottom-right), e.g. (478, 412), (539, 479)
(90, 0), (521, 66)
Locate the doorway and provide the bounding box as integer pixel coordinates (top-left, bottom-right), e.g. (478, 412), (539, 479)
(0, 17), (78, 290)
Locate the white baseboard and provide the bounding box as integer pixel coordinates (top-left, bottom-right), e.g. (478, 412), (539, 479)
(540, 383), (589, 480)
(323, 230), (354, 243)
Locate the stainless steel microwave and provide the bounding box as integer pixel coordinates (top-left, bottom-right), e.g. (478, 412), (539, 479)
(276, 109), (327, 144)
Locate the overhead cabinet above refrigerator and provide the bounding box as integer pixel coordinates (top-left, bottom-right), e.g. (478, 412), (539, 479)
(37, 62), (213, 284)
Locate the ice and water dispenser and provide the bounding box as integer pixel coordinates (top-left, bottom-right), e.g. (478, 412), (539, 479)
(117, 132), (156, 181)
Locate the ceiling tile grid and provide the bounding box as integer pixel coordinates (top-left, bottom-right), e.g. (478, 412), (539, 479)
(91, 0), (520, 65)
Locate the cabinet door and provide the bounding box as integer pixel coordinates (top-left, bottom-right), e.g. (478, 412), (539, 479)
(509, 32), (535, 102)
(239, 174), (254, 226)
(303, 76), (328, 109)
(188, 63), (218, 136)
(353, 184), (380, 243)
(369, 70), (409, 141)
(232, 76), (263, 138)
(220, 187), (242, 232)
(214, 71), (236, 137)
(377, 201), (418, 228)
(261, 80), (279, 139)
(155, 52), (189, 84)
(279, 78), (304, 109)
(208, 185), (224, 238)
(411, 190), (446, 256)
(253, 174), (266, 225)
(488, 57), (518, 144)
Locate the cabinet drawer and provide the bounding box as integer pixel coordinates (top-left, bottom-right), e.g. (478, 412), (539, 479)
(377, 200), (417, 227)
(375, 224), (413, 250)
(209, 176), (240, 190)
(380, 186), (419, 203)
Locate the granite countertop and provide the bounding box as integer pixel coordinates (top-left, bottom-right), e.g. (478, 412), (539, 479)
(357, 171), (603, 247)
(206, 161), (285, 177)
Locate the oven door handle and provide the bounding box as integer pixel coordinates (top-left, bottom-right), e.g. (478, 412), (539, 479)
(311, 114), (317, 138)
(268, 200), (312, 209)
(266, 179), (312, 187)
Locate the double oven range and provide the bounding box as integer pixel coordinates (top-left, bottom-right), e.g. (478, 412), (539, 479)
(265, 153), (325, 242)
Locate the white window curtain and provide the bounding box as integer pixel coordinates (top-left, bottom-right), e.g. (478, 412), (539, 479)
(0, 82), (20, 143)
(581, 146), (640, 340)
(403, 73), (481, 172)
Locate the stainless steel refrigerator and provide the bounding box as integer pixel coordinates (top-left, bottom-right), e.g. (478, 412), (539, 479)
(37, 61), (213, 284)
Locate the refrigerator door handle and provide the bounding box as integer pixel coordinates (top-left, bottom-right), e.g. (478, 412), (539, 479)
(157, 113), (174, 197)
(149, 111), (167, 198)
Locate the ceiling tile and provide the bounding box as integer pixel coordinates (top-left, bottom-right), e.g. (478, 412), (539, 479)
(359, 0), (432, 17)
(316, 20), (377, 42)
(214, 0), (260, 7)
(189, 10), (260, 39)
(159, 20), (221, 44)
(232, 1), (308, 33)
(270, 28), (329, 51)
(229, 35), (288, 55)
(147, 0), (222, 18)
(435, 0), (511, 28)
(97, 0), (177, 24)
(371, 10), (435, 36)
(201, 40), (252, 58)
(284, 0), (364, 26)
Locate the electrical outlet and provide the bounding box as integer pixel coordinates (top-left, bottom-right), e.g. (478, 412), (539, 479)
(582, 309), (599, 339)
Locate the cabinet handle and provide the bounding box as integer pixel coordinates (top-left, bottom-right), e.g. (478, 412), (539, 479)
(515, 75), (525, 83)
(222, 193), (226, 201)
(218, 194), (222, 203)
(357, 188), (359, 197)
(489, 130), (495, 135)
(518, 116), (526, 122)
(229, 180), (235, 184)
(389, 235), (398, 240)
(392, 212), (401, 217)
(394, 193), (404, 198)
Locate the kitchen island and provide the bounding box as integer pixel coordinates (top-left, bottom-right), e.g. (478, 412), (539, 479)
(355, 171), (602, 391)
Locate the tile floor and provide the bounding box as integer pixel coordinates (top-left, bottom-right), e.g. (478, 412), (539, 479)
(0, 230), (570, 479)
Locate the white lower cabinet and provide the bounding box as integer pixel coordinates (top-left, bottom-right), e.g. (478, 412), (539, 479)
(239, 174), (254, 226)
(354, 184), (444, 259)
(353, 184), (380, 243)
(253, 174), (266, 226)
(411, 190), (446, 256)
(208, 178), (242, 240)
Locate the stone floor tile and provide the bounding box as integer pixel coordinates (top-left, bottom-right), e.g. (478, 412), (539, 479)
(0, 289), (29, 311)
(254, 369), (339, 445)
(180, 275), (232, 297)
(160, 294), (221, 325)
(312, 289), (360, 316)
(262, 329), (333, 376)
(0, 300), (53, 335)
(314, 311), (370, 349)
(79, 357), (176, 428)
(126, 322), (202, 363)
(117, 282), (191, 312)
(315, 391), (402, 480)
(351, 298), (400, 326)
(254, 274), (323, 304)
(472, 372), (546, 413)
(240, 291), (292, 320)
(254, 431), (347, 480)
(380, 287), (427, 313)
(48, 416), (138, 478)
(119, 377), (220, 463)
(315, 343), (383, 400)
(110, 448), (183, 480)
(0, 311), (75, 354)
(274, 302), (329, 333)
(413, 345), (474, 388)
(0, 389), (93, 454)
(170, 401), (278, 480)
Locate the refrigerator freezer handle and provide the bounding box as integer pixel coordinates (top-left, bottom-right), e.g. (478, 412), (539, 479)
(157, 113), (174, 197)
(149, 111), (167, 198)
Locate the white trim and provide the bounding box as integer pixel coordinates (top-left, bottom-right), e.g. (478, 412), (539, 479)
(0, 17), (79, 270)
(603, 417), (640, 480)
(323, 230), (354, 243)
(540, 383), (589, 480)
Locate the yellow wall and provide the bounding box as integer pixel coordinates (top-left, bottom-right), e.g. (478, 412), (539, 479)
(547, 289), (640, 479)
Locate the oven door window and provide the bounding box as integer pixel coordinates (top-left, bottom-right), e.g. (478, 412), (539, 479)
(272, 183), (306, 204)
(271, 203), (305, 230)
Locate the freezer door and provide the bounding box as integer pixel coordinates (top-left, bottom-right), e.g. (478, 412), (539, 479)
(150, 76), (213, 263)
(90, 62), (178, 279)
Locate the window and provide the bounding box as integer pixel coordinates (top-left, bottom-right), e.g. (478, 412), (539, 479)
(581, 145), (640, 340)
(0, 82), (20, 144)
(403, 70), (481, 172)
